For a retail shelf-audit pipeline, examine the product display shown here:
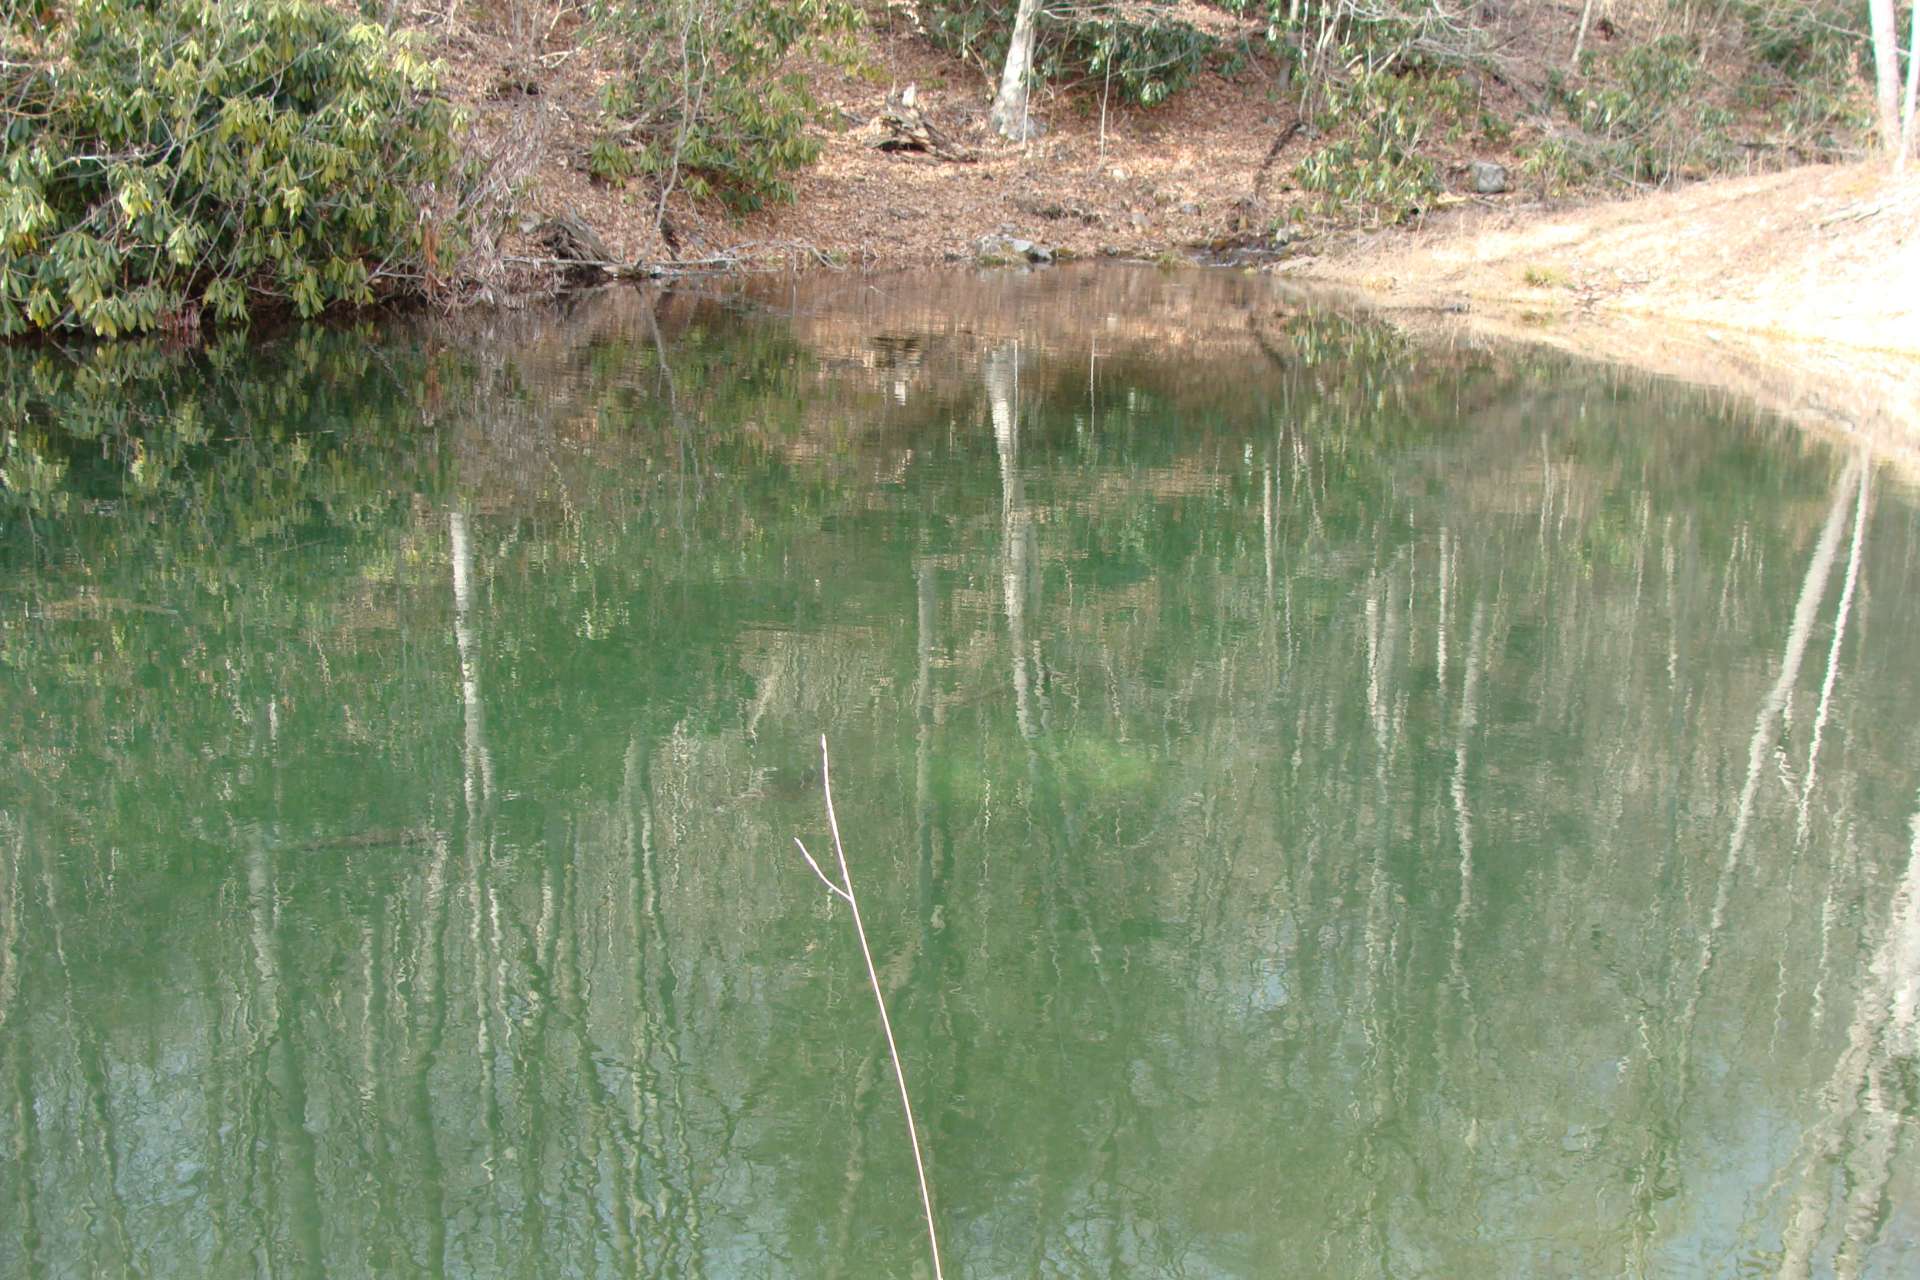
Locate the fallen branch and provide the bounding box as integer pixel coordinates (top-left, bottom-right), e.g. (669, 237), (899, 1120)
(500, 253), (744, 277)
(504, 253), (658, 275)
(502, 239), (856, 282)
(793, 736), (945, 1280)
(874, 84), (976, 162)
(1814, 204), (1885, 228)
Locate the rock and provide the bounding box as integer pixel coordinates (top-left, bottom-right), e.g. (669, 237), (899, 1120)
(1179, 202), (1201, 216)
(1471, 160), (1509, 195)
(977, 235), (1053, 265)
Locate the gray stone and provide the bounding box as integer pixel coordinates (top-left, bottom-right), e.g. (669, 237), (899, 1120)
(1471, 161), (1509, 195)
(978, 235), (1053, 264)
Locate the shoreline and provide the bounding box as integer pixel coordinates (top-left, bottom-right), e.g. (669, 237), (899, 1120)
(501, 244), (1920, 479)
(1282, 278), (1920, 478)
(1263, 161), (1919, 469)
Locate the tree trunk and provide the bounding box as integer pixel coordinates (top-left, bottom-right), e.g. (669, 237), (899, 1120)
(989, 0), (1043, 141)
(1571, 0), (1596, 68)
(1901, 0), (1919, 172)
(1869, 0), (1902, 158)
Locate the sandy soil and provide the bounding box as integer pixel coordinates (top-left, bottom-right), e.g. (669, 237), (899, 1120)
(1281, 163), (1920, 460)
(1287, 163), (1920, 353)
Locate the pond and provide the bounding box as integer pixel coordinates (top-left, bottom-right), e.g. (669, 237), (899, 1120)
(2, 267), (1918, 1278)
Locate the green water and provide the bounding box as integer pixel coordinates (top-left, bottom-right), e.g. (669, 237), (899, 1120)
(3, 269), (1918, 1278)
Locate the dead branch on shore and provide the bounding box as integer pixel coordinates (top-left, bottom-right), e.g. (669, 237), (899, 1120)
(503, 235), (863, 282)
(873, 84), (976, 162)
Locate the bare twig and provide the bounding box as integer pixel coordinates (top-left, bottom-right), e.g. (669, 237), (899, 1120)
(792, 837), (851, 902)
(794, 736), (944, 1280)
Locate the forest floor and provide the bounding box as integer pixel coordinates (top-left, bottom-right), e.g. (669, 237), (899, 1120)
(436, 6), (1294, 272)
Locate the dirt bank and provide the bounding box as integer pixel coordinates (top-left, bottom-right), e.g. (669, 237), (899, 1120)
(440, 9), (1291, 272)
(1285, 163), (1920, 353)
(1278, 162), (1920, 462)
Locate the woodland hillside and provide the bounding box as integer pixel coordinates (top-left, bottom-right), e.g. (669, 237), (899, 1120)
(2, 1), (1915, 339)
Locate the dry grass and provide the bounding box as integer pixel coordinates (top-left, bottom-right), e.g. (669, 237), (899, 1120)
(1293, 162), (1920, 354)
(1288, 161), (1920, 463)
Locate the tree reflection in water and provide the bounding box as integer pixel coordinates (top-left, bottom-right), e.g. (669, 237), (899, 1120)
(2, 269), (1918, 1277)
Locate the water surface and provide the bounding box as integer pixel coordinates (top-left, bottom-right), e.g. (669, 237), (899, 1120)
(3, 269), (1918, 1277)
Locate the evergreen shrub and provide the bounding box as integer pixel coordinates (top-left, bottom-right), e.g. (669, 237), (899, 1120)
(0, 0), (463, 337)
